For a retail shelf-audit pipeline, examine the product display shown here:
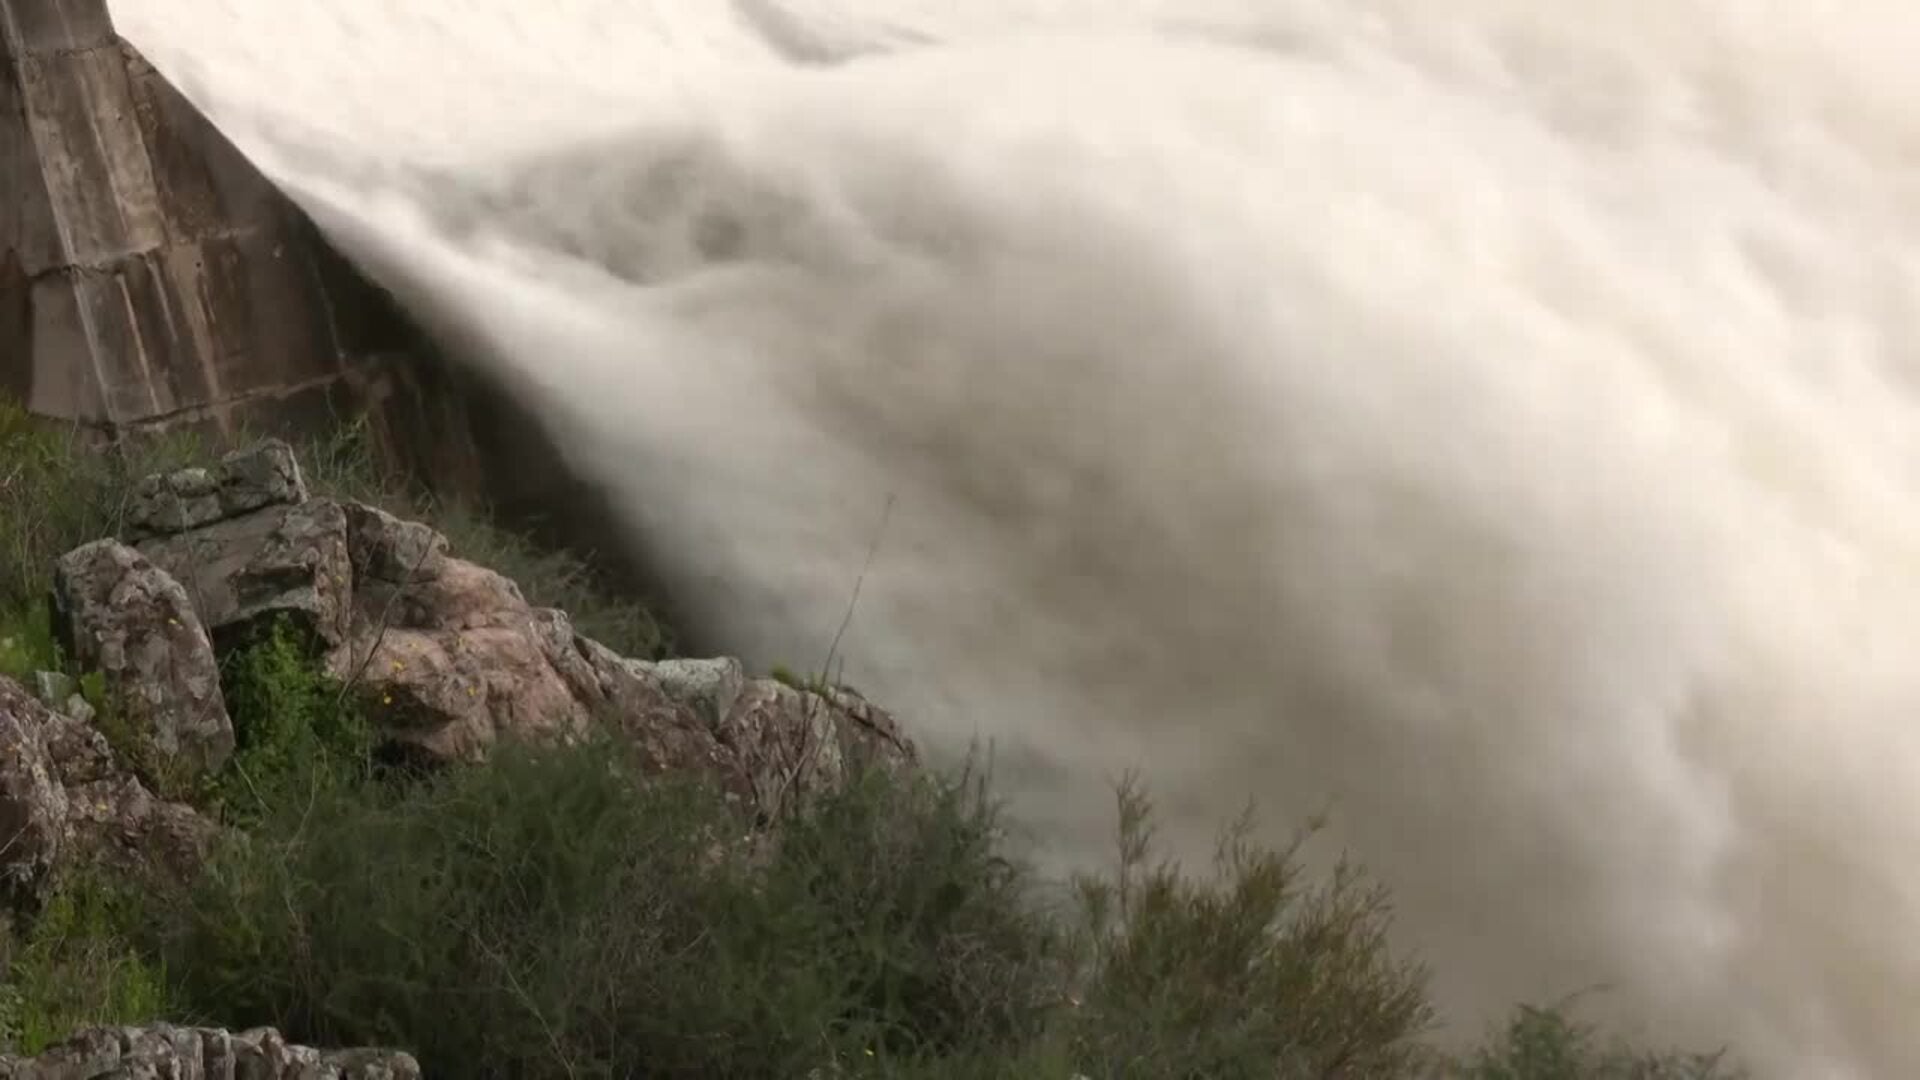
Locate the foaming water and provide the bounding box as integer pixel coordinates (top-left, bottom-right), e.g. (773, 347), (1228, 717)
(106, 2), (1920, 1074)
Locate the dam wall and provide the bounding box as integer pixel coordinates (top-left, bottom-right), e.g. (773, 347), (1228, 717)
(0, 0), (494, 491)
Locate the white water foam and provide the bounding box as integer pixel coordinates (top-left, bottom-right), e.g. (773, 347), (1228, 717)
(104, 2), (1920, 1075)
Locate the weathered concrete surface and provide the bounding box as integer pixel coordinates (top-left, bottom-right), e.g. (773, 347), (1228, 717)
(0, 0), (486, 491)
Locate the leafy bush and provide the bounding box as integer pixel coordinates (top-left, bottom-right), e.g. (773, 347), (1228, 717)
(1054, 780), (1434, 1079)
(202, 616), (377, 827)
(154, 740), (1059, 1078)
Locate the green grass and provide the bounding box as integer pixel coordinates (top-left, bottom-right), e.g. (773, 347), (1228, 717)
(0, 599), (58, 685)
(0, 403), (207, 626)
(0, 874), (171, 1056)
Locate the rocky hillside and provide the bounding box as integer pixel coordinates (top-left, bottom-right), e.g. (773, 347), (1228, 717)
(0, 440), (915, 1073)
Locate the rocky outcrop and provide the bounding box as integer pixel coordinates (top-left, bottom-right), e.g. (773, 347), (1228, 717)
(0, 676), (216, 905)
(124, 441), (917, 819)
(336, 503), (589, 761)
(0, 1023), (419, 1079)
(131, 442), (353, 651)
(0, 439), (923, 1066)
(4, 439), (916, 904)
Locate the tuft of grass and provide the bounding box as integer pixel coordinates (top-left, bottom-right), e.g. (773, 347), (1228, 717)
(0, 402), (208, 622)
(424, 498), (672, 659)
(0, 875), (171, 1056)
(770, 663), (836, 697)
(0, 599), (58, 685)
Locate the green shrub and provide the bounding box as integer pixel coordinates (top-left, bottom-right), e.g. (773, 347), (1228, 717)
(1447, 999), (1748, 1080)
(735, 765), (1067, 1067)
(144, 736), (1477, 1078)
(202, 617), (376, 826)
(1046, 780), (1434, 1079)
(155, 740), (1060, 1078)
(0, 875), (170, 1056)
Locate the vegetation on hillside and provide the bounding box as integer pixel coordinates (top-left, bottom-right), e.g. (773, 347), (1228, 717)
(0, 401), (1747, 1077)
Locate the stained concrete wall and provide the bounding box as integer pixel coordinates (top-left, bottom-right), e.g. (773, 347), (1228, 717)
(0, 0), (487, 492)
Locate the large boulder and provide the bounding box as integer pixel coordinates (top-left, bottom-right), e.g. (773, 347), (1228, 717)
(720, 679), (915, 822)
(124, 439), (309, 540)
(337, 503), (592, 761)
(0, 676), (217, 903)
(0, 1024), (420, 1080)
(50, 541), (234, 784)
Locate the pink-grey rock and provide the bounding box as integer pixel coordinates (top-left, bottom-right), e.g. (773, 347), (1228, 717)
(0, 674), (216, 902)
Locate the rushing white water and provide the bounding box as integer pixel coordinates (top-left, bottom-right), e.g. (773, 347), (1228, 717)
(103, 2), (1920, 1075)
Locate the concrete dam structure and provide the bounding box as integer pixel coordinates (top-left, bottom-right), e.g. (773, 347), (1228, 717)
(0, 0), (501, 493)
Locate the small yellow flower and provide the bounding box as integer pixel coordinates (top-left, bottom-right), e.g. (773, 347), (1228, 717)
(382, 694), (393, 705)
